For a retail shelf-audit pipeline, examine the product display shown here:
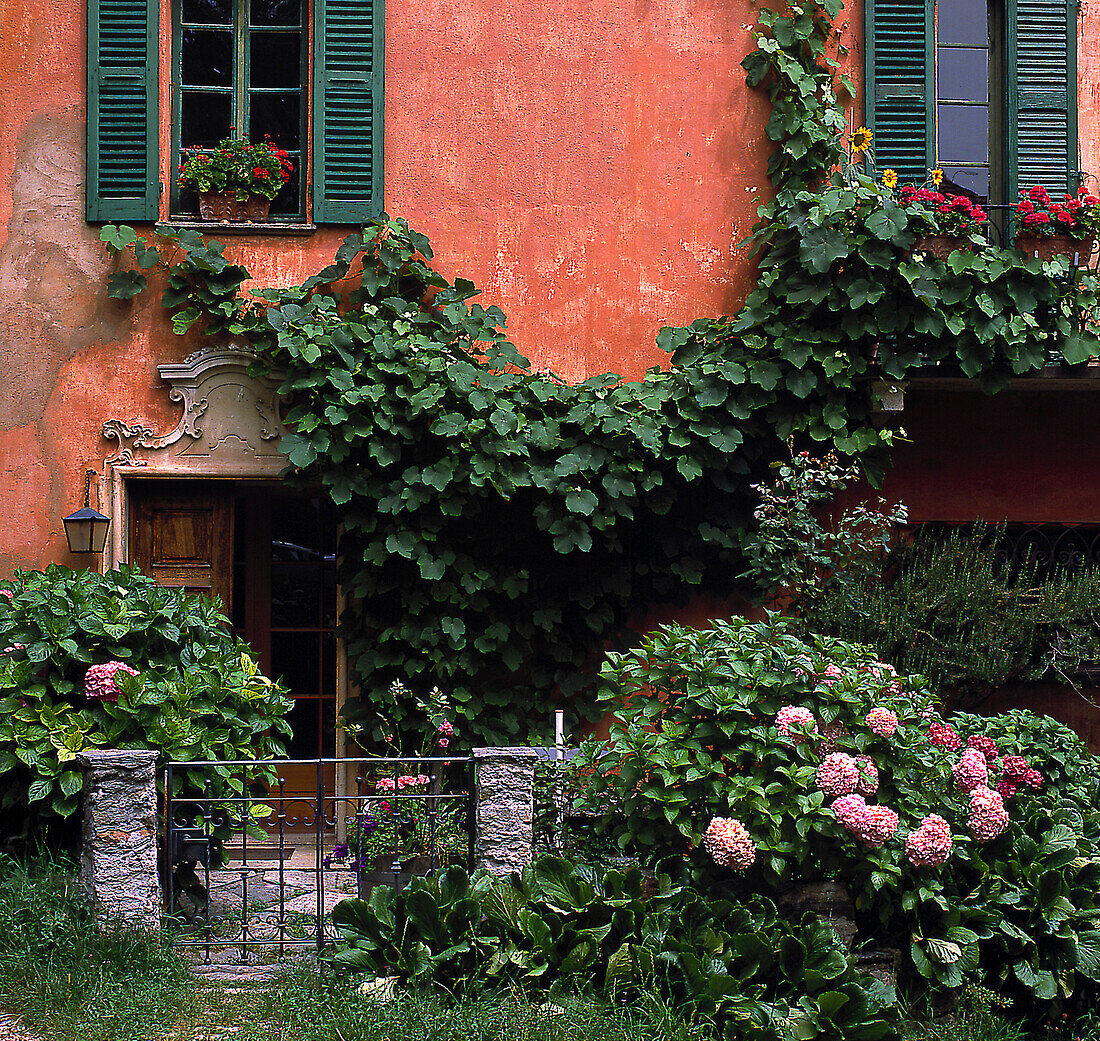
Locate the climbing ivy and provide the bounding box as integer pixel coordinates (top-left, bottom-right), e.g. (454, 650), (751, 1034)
(100, 0), (1100, 742)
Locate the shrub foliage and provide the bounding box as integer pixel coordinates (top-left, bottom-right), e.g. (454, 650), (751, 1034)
(0, 565), (291, 824)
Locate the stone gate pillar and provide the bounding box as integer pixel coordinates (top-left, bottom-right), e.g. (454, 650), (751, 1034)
(473, 746), (540, 876)
(78, 749), (160, 931)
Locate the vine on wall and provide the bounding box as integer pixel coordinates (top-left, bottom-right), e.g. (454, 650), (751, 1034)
(101, 0), (1099, 742)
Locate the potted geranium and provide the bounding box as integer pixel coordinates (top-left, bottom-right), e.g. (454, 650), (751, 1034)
(1015, 184), (1099, 262)
(178, 137), (295, 222)
(895, 170), (988, 260)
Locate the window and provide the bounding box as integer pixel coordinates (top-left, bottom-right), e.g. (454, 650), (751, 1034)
(866, 0), (1077, 208)
(172, 0), (308, 219)
(85, 0), (383, 224)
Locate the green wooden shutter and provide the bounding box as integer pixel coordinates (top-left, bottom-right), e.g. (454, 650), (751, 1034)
(865, 0), (933, 185)
(1007, 0), (1077, 201)
(313, 0), (383, 223)
(86, 0), (159, 223)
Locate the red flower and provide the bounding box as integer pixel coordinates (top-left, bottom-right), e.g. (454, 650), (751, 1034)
(1028, 184), (1051, 204)
(1017, 199), (1035, 215)
(253, 166), (269, 178)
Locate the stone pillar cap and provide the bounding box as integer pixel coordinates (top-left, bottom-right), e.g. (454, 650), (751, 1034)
(78, 749), (160, 766)
(472, 746), (542, 760)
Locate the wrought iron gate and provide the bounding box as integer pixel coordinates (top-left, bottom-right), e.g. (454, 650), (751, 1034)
(163, 756), (475, 961)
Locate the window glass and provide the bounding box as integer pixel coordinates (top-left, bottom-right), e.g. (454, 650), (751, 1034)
(937, 0), (987, 46)
(937, 49), (988, 102)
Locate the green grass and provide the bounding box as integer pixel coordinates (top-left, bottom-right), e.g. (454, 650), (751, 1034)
(0, 853), (196, 1041)
(218, 972), (717, 1041)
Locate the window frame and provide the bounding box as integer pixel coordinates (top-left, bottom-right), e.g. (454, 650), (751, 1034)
(168, 0), (310, 222)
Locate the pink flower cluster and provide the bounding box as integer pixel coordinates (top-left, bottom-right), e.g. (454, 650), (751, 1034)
(776, 706), (817, 744)
(702, 817), (756, 871)
(0, 589), (11, 601)
(374, 774), (431, 792)
(997, 755), (1043, 799)
(927, 720), (962, 750)
(84, 661), (138, 702)
(438, 721), (454, 735)
(906, 814), (953, 868)
(820, 664), (844, 686)
(1, 642), (24, 655)
(832, 794), (898, 847)
(968, 785), (1009, 841)
(967, 734), (999, 764)
(854, 755), (878, 796)
(865, 707), (898, 737)
(952, 749), (988, 793)
(816, 752), (859, 797)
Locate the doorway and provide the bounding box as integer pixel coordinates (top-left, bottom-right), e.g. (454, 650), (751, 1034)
(129, 480), (338, 801)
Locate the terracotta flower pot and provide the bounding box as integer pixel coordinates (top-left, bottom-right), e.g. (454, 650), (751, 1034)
(1016, 233), (1095, 263)
(197, 190), (272, 223)
(911, 235), (972, 261)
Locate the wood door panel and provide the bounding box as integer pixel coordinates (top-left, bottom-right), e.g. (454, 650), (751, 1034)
(130, 483), (233, 615)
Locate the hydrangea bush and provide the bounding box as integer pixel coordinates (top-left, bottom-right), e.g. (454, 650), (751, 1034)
(0, 565), (292, 827)
(579, 615), (1100, 1014)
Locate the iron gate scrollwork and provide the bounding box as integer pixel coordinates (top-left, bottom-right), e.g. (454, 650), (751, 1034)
(163, 756), (476, 962)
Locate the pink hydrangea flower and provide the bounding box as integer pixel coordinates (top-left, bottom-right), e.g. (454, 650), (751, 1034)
(816, 753), (860, 797)
(906, 814), (953, 868)
(861, 805), (899, 847)
(0, 589), (11, 601)
(831, 794), (898, 847)
(438, 721), (454, 736)
(953, 749), (989, 793)
(967, 734), (999, 764)
(866, 707), (898, 737)
(1, 642), (24, 655)
(968, 785), (1009, 841)
(996, 780), (1019, 801)
(1025, 768), (1043, 790)
(854, 755), (879, 796)
(1001, 755), (1029, 781)
(702, 817), (756, 871)
(819, 663), (844, 687)
(928, 720), (962, 750)
(84, 661), (139, 702)
(776, 706), (817, 744)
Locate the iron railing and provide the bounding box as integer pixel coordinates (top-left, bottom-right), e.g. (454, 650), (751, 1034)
(163, 756), (475, 962)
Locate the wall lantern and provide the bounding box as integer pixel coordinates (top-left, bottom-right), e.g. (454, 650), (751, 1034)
(63, 470), (110, 554)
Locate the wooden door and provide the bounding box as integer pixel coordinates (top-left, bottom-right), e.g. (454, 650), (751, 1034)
(130, 481), (233, 614)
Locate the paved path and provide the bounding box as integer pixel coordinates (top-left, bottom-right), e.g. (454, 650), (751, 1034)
(0, 1013), (38, 1041)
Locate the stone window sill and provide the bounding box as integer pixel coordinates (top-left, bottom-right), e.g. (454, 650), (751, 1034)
(157, 221), (317, 237)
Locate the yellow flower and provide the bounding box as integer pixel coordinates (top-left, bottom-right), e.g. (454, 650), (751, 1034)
(882, 168), (898, 189)
(851, 126), (873, 153)
(931, 168), (944, 186)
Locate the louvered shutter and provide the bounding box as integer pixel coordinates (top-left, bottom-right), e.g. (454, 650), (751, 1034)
(1007, 0), (1077, 200)
(865, 0), (933, 185)
(86, 0), (159, 222)
(313, 0), (383, 223)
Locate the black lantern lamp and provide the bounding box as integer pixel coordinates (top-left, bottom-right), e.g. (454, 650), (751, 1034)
(63, 470), (110, 554)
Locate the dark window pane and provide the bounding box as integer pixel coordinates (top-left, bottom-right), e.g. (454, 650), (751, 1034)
(322, 566), (336, 628)
(271, 497), (321, 557)
(249, 92), (300, 149)
(285, 698), (322, 758)
(182, 29), (234, 87)
(272, 561), (321, 627)
(181, 91), (233, 147)
(937, 48), (988, 102)
(937, 0), (987, 47)
(322, 633), (336, 699)
(182, 0), (231, 23)
(937, 103), (988, 164)
(271, 631), (320, 699)
(941, 165), (989, 201)
(250, 32), (303, 87)
(269, 172), (301, 215)
(251, 0), (301, 26)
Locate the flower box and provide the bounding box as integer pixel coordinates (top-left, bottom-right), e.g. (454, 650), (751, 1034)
(198, 190), (271, 223)
(1015, 233), (1096, 264)
(910, 235), (972, 261)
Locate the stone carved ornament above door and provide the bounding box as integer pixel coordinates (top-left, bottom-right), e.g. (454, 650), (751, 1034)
(102, 347), (289, 477)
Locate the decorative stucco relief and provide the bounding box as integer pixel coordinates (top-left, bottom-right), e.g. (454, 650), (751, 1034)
(102, 347), (289, 475)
